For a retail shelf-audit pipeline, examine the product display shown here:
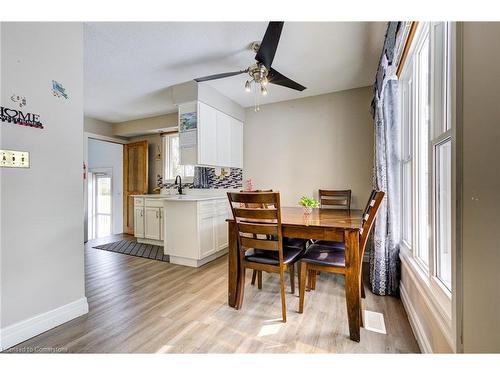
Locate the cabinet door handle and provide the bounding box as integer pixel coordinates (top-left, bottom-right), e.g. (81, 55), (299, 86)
(156, 210), (159, 219)
(140, 209), (143, 217)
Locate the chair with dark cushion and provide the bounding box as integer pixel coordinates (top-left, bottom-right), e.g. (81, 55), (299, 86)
(227, 191), (302, 322)
(307, 189), (353, 289)
(242, 189), (308, 291)
(308, 190), (377, 290)
(298, 190), (385, 325)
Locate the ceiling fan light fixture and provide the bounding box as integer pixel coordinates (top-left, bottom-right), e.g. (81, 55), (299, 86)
(261, 76), (268, 86)
(245, 80), (252, 92)
(260, 85), (268, 96)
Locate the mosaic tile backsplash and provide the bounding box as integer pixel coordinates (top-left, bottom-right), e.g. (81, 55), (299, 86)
(158, 167), (243, 190)
(205, 167), (243, 189)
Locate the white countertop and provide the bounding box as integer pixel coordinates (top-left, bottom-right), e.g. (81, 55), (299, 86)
(132, 194), (227, 202)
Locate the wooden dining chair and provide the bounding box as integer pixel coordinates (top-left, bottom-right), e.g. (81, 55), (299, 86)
(308, 189), (377, 291)
(243, 189), (308, 292)
(227, 191), (304, 322)
(308, 189), (353, 290)
(298, 190), (385, 327)
(319, 189), (352, 209)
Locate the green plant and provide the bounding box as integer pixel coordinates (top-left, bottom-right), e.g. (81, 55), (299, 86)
(299, 196), (320, 208)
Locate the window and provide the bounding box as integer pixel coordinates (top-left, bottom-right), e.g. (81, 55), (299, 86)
(164, 133), (194, 181)
(415, 28), (431, 267)
(400, 22), (454, 299)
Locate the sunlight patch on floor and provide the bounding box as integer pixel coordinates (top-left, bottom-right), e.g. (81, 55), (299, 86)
(257, 319), (283, 337)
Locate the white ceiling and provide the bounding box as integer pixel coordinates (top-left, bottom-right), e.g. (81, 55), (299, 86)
(84, 22), (386, 123)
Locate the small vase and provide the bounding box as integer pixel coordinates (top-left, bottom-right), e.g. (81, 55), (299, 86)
(303, 206), (313, 215)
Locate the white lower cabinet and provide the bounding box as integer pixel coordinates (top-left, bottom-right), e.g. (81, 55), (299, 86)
(144, 207), (161, 240)
(134, 198), (164, 245)
(165, 198), (230, 267)
(215, 201), (229, 251)
(159, 207), (164, 241)
(134, 207), (144, 238)
(199, 213), (216, 258)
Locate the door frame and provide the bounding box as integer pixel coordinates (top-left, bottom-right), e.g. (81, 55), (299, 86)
(83, 132), (127, 242)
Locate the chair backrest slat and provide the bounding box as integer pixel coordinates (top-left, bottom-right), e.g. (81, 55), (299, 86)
(240, 237), (279, 251)
(238, 222), (278, 236)
(232, 207), (278, 220)
(359, 191), (385, 260)
(227, 191), (283, 257)
(319, 189), (351, 209)
(228, 192), (277, 205)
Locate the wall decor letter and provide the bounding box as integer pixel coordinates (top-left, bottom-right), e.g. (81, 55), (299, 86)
(0, 106), (44, 129)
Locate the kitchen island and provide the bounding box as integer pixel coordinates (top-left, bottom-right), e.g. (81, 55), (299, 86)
(132, 193), (231, 267)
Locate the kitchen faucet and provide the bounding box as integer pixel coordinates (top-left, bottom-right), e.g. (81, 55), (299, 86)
(174, 175), (183, 195)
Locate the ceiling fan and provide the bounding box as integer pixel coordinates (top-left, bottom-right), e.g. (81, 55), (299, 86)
(194, 22), (306, 101)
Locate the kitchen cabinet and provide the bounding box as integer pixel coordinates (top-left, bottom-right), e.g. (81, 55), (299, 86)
(144, 207), (161, 240)
(199, 211), (216, 258)
(134, 207), (144, 238)
(198, 101), (217, 166)
(216, 110), (231, 167)
(179, 101), (243, 169)
(215, 200), (229, 251)
(229, 117), (243, 168)
(165, 198), (230, 267)
(133, 197), (164, 246)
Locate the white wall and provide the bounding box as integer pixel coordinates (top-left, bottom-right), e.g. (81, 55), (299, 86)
(113, 113), (177, 137)
(84, 116), (115, 137)
(461, 22), (500, 353)
(88, 138), (123, 235)
(0, 23), (87, 349)
(244, 87), (374, 208)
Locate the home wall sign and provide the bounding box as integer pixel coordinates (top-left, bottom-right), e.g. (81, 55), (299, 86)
(0, 106), (44, 129)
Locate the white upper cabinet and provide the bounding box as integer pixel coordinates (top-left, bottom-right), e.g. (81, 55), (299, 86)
(198, 101), (217, 166)
(179, 101), (243, 168)
(229, 117), (243, 169)
(216, 110), (231, 167)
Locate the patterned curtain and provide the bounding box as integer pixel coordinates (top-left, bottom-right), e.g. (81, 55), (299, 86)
(369, 22), (403, 296)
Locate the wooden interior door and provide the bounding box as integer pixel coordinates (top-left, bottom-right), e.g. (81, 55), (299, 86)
(123, 140), (148, 234)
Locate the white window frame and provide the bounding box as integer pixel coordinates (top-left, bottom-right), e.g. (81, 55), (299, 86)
(163, 133), (194, 183)
(399, 22), (455, 332)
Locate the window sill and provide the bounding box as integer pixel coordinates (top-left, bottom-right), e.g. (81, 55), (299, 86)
(399, 248), (454, 349)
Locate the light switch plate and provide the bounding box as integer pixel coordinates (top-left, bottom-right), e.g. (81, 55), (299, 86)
(0, 150), (30, 168)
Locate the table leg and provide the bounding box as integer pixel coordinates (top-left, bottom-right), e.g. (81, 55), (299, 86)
(228, 220), (239, 308)
(344, 229), (361, 342)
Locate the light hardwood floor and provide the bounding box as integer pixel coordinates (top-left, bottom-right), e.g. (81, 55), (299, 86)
(9, 234), (419, 353)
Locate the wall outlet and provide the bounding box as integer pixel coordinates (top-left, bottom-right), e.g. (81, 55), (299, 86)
(0, 150), (30, 168)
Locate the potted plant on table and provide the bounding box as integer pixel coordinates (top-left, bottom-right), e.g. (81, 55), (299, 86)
(299, 196), (320, 215)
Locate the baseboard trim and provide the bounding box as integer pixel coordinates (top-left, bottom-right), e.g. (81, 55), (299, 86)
(400, 282), (432, 353)
(170, 248), (228, 268)
(0, 297), (89, 351)
(136, 238), (163, 247)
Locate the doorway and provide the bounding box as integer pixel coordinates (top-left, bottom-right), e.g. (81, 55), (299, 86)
(88, 169), (113, 240)
(84, 137), (124, 242)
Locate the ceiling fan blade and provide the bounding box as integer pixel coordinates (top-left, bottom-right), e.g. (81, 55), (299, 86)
(268, 68), (306, 91)
(255, 21), (284, 69)
(194, 70), (247, 82)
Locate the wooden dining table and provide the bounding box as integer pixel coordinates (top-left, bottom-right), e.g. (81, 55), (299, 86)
(227, 207), (365, 342)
